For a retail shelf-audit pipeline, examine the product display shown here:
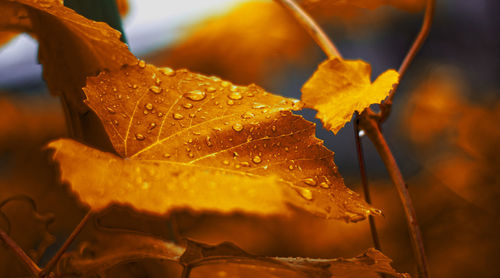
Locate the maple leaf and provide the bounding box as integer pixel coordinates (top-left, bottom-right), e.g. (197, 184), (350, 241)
(0, 0), (137, 115)
(150, 1), (311, 85)
(301, 58), (399, 134)
(48, 61), (380, 221)
(57, 233), (407, 278)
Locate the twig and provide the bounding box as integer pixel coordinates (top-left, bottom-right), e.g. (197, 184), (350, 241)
(359, 110), (429, 278)
(381, 0), (436, 122)
(41, 211), (92, 277)
(275, 0), (341, 58)
(276, 0), (431, 277)
(0, 228), (41, 277)
(354, 113), (383, 252)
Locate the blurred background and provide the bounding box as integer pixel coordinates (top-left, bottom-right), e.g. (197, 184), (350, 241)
(0, 0), (499, 277)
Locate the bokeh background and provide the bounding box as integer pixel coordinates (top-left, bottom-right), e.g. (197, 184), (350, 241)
(1, 0), (499, 277)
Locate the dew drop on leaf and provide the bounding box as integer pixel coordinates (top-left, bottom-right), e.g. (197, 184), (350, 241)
(303, 178), (316, 186)
(319, 182), (330, 189)
(184, 90), (207, 101)
(205, 136), (213, 147)
(232, 123), (243, 132)
(138, 60), (146, 68)
(148, 122), (157, 130)
(222, 160), (229, 165)
(226, 99), (234, 106)
(206, 86), (217, 93)
(106, 107), (116, 114)
(145, 103), (153, 110)
(173, 113), (184, 120)
(135, 133), (145, 141)
(228, 92), (243, 100)
(183, 103), (193, 109)
(252, 155), (262, 164)
(149, 85), (162, 94)
(298, 188), (313, 201)
(159, 67), (175, 76)
(241, 112), (255, 119)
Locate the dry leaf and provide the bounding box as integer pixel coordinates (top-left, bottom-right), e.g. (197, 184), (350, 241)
(149, 1), (311, 85)
(48, 62), (379, 221)
(57, 233), (406, 278)
(301, 58), (399, 134)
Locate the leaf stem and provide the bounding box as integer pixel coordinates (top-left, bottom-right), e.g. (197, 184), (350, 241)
(359, 110), (429, 278)
(0, 228), (41, 277)
(275, 0), (341, 58)
(354, 113), (383, 252)
(41, 211), (92, 277)
(381, 0), (436, 121)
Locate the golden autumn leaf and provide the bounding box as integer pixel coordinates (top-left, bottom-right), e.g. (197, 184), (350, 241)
(48, 61), (380, 221)
(57, 233), (406, 278)
(149, 1), (311, 85)
(301, 58), (399, 134)
(0, 0), (137, 114)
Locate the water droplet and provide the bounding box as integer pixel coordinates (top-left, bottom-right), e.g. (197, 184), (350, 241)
(112, 120), (119, 126)
(145, 103), (153, 110)
(173, 113), (184, 120)
(138, 60), (146, 68)
(358, 130), (366, 137)
(241, 112), (255, 119)
(188, 153), (195, 158)
(163, 153), (171, 158)
(228, 92), (242, 100)
(319, 182), (330, 189)
(183, 103), (193, 109)
(149, 85), (162, 94)
(232, 123), (243, 132)
(205, 136), (213, 147)
(189, 113), (196, 118)
(184, 90), (206, 101)
(303, 178), (316, 186)
(271, 126), (277, 132)
(252, 155), (262, 164)
(149, 122), (157, 130)
(298, 188), (313, 201)
(160, 67), (175, 76)
(158, 112), (164, 117)
(155, 78), (161, 85)
(135, 133), (145, 141)
(206, 87), (217, 93)
(252, 103), (268, 109)
(288, 165), (294, 170)
(223, 160), (229, 165)
(240, 161), (250, 167)
(221, 81), (231, 87)
(226, 99), (234, 106)
(106, 107), (115, 114)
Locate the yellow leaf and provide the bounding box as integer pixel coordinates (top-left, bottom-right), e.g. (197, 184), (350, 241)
(48, 62), (380, 221)
(301, 58), (399, 134)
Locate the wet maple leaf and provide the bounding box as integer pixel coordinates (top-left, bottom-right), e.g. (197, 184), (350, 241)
(57, 233), (407, 278)
(0, 0), (137, 115)
(48, 61), (380, 221)
(301, 58), (399, 134)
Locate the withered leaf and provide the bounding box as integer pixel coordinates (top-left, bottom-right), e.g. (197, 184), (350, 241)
(0, 0), (137, 114)
(57, 234), (407, 278)
(48, 62), (380, 221)
(301, 58), (399, 134)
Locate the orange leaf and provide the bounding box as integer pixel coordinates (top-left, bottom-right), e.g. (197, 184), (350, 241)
(301, 58), (399, 134)
(48, 62), (380, 221)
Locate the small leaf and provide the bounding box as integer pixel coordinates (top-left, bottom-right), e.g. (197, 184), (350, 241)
(48, 62), (380, 221)
(301, 58), (399, 134)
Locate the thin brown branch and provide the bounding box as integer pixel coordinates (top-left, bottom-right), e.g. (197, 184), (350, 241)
(359, 110), (429, 278)
(0, 228), (41, 277)
(381, 0), (436, 121)
(275, 0), (342, 58)
(354, 113), (383, 251)
(41, 211), (92, 277)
